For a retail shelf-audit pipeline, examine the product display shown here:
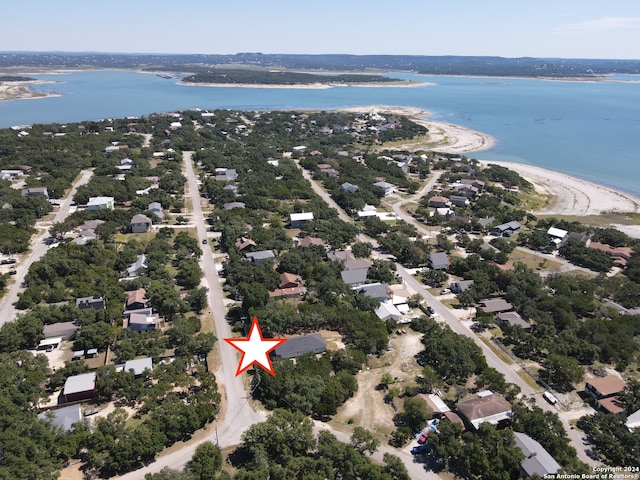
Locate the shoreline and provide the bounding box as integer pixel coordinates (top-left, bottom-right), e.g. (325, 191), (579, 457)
(176, 80), (431, 89)
(335, 105), (496, 154)
(0, 79), (59, 102)
(478, 160), (640, 219)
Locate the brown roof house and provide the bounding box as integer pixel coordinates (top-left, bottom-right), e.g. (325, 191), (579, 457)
(126, 288), (148, 310)
(269, 272), (307, 299)
(478, 298), (513, 314)
(456, 391), (512, 430)
(585, 375), (627, 414)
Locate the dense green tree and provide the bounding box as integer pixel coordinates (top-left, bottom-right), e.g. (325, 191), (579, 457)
(187, 442), (222, 480)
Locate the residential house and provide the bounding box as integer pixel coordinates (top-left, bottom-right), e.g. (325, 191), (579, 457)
(356, 204), (379, 220)
(625, 409), (640, 432)
(115, 158), (133, 171)
(126, 313), (165, 331)
(428, 196), (450, 208)
(428, 252), (450, 270)
(224, 201), (246, 210)
(215, 168), (238, 182)
(126, 288), (148, 310)
(491, 221), (521, 237)
(355, 283), (392, 303)
(63, 372), (97, 402)
(496, 311), (531, 331)
(588, 242), (633, 268)
(456, 391), (512, 430)
(223, 184), (239, 196)
(269, 272), (307, 298)
(449, 195), (470, 207)
(21, 187), (49, 199)
(76, 296), (106, 310)
(273, 333), (327, 358)
(130, 214), (152, 233)
(290, 212), (314, 228)
(421, 393), (451, 417)
(585, 375), (627, 414)
(450, 280), (474, 294)
(341, 182), (359, 193)
(478, 298), (513, 314)
(245, 250), (276, 264)
(127, 254), (148, 277)
(513, 432), (561, 478)
(547, 227), (569, 247)
(567, 232), (591, 246)
(372, 181), (394, 197)
(43, 321), (80, 340)
(295, 236), (326, 248)
(375, 302), (402, 322)
(38, 404), (84, 432)
(123, 357), (153, 376)
(87, 196), (115, 211)
(341, 268), (369, 287)
(148, 202), (164, 221)
(122, 307), (153, 319)
(235, 237), (257, 251)
(460, 178), (485, 191)
(478, 216), (496, 230)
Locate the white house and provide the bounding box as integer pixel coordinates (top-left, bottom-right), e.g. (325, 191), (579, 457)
(290, 212), (314, 228)
(87, 196), (114, 211)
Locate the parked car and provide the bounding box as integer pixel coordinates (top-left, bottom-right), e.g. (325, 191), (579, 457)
(202, 239), (208, 244)
(1, 258), (17, 265)
(440, 288), (451, 295)
(411, 444), (432, 455)
(426, 306), (435, 315)
(8, 270), (17, 275)
(417, 433), (429, 444)
(543, 391), (558, 405)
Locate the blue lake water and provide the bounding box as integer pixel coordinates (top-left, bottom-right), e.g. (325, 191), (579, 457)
(1, 69), (639, 196)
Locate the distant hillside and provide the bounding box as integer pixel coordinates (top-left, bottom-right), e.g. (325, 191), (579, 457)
(0, 75), (36, 82)
(1, 52), (640, 77)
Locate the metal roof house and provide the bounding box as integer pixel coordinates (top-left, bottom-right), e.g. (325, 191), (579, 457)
(428, 252), (450, 270)
(38, 404), (84, 432)
(513, 432), (561, 478)
(123, 357), (153, 376)
(290, 212), (314, 228)
(274, 333), (327, 358)
(63, 372), (97, 403)
(245, 250), (276, 265)
(87, 196), (114, 211)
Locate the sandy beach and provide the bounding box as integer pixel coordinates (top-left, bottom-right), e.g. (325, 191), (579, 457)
(339, 105), (640, 236)
(0, 80), (58, 102)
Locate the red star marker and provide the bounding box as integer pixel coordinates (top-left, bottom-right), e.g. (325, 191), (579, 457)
(224, 316), (287, 377)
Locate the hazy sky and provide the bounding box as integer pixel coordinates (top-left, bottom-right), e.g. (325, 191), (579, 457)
(3, 0), (640, 59)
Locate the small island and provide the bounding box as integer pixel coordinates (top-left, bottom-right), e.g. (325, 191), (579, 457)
(180, 68), (422, 88)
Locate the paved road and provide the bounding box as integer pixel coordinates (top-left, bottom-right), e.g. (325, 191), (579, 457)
(0, 169), (93, 327)
(118, 152), (265, 479)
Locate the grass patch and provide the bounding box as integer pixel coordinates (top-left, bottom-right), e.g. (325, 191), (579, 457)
(441, 298), (460, 308)
(537, 212), (640, 226)
(518, 190), (552, 211)
(509, 250), (562, 271)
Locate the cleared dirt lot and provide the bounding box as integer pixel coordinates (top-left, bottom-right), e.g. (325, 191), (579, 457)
(331, 329), (425, 438)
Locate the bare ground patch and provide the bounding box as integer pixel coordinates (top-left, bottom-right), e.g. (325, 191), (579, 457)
(330, 330), (424, 439)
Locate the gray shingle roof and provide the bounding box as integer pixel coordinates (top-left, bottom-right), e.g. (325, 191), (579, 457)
(274, 333), (327, 358)
(513, 432), (561, 477)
